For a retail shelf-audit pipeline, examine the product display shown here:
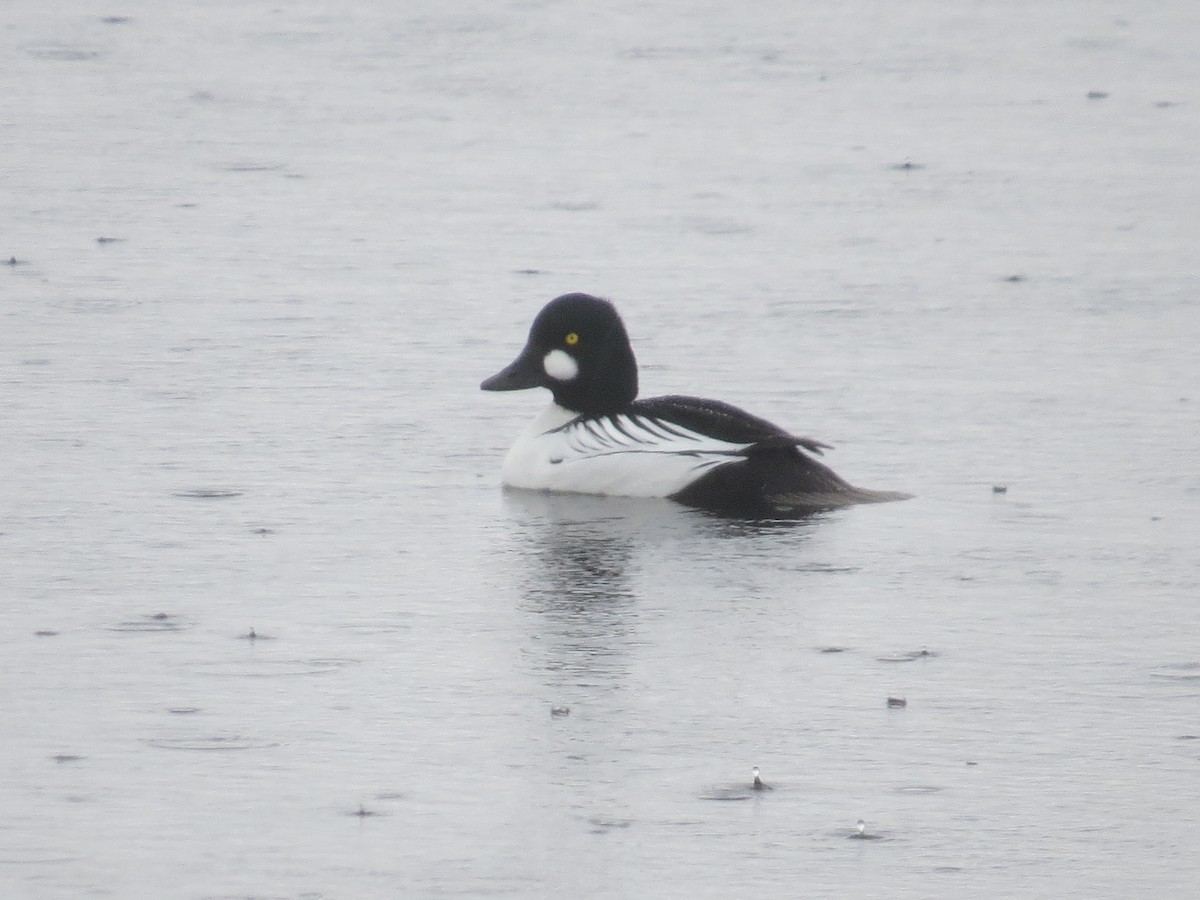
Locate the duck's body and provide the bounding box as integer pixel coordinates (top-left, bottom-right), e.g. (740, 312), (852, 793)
(482, 293), (909, 517)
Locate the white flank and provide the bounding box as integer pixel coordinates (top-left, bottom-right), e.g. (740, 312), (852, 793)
(500, 403), (752, 497)
(542, 349), (578, 381)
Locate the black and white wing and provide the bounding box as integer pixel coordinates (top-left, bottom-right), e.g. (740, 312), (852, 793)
(631, 395), (832, 454)
(544, 405), (758, 497)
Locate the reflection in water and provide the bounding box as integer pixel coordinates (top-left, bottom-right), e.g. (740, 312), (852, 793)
(507, 493), (644, 688)
(502, 490), (820, 689)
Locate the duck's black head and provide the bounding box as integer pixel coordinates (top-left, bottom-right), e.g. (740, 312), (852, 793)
(480, 293), (639, 415)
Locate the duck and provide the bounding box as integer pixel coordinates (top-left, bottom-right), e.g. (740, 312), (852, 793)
(480, 293), (910, 517)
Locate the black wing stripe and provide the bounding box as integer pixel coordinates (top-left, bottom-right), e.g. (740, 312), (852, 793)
(644, 416), (701, 441)
(609, 414), (657, 445)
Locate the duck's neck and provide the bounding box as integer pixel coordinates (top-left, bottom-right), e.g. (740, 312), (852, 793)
(529, 402), (581, 433)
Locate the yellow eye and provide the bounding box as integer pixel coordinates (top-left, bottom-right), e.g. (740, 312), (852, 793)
(564, 332), (579, 346)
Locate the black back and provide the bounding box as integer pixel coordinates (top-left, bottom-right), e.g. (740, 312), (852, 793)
(630, 394), (878, 517)
(632, 395), (831, 454)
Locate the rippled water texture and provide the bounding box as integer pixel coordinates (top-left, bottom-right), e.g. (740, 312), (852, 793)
(3, 1), (1199, 898)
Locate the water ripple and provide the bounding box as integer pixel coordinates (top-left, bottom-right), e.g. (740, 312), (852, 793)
(107, 613), (191, 633)
(144, 734), (278, 752)
(877, 648), (938, 663)
(190, 658), (360, 678)
(1150, 662), (1200, 681)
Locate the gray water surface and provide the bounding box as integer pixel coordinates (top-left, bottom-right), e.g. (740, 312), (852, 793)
(4, 2), (1199, 898)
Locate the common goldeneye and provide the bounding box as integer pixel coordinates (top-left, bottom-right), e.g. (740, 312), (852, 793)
(481, 293), (910, 517)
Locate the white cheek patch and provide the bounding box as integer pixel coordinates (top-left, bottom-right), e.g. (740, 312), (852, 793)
(543, 349), (579, 382)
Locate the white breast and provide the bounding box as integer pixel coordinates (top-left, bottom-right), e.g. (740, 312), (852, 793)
(500, 403), (751, 498)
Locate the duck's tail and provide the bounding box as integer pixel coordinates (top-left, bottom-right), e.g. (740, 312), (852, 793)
(670, 441), (911, 517)
(767, 484), (912, 513)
